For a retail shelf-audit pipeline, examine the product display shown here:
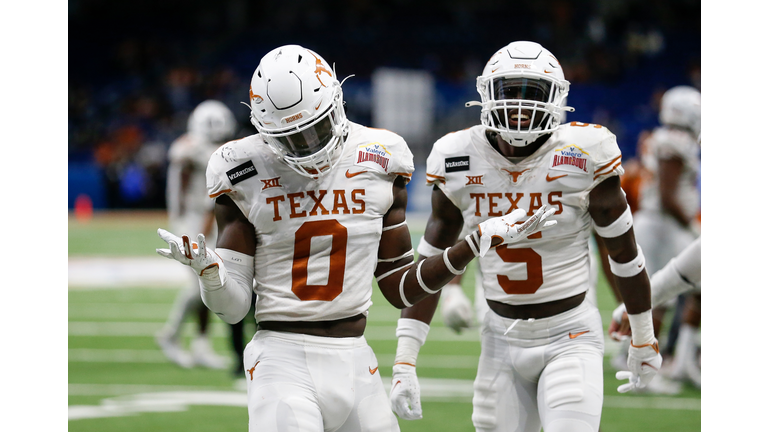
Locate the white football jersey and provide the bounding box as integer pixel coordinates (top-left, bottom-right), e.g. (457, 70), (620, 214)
(206, 122), (414, 322)
(426, 123), (624, 305)
(638, 126), (700, 222)
(166, 133), (222, 224)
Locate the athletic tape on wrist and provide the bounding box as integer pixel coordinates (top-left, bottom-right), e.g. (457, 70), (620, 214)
(395, 318), (431, 345)
(395, 318), (431, 365)
(443, 247), (466, 275)
(628, 309), (655, 346)
(593, 205), (633, 238)
(416, 260), (440, 294)
(608, 246), (646, 278)
(417, 237), (445, 258)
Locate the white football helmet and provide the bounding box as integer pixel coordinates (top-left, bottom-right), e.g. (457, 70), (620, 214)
(187, 100), (237, 144)
(248, 45), (349, 179)
(659, 85), (701, 138)
(467, 41), (573, 147)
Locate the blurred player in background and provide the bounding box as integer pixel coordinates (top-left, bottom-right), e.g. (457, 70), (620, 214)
(609, 237), (701, 339)
(389, 41), (661, 432)
(156, 100), (237, 369)
(631, 86), (701, 389)
(155, 44), (553, 432)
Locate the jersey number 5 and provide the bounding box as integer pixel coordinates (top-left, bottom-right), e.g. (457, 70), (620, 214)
(495, 247), (543, 295)
(292, 220), (347, 301)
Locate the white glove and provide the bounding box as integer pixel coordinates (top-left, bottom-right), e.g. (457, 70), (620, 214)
(440, 284), (473, 333)
(477, 206), (557, 257)
(390, 363), (422, 420)
(156, 229), (221, 277)
(615, 340), (663, 393)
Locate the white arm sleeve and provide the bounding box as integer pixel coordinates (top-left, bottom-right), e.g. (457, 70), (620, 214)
(650, 237), (701, 307)
(198, 248), (254, 324)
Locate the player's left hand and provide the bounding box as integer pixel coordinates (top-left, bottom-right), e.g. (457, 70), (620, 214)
(156, 229), (220, 276)
(615, 340), (662, 393)
(390, 364), (422, 420)
(608, 303), (630, 341)
(477, 206), (557, 257)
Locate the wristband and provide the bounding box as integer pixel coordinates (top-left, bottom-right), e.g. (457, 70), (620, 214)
(382, 220), (407, 231)
(443, 247), (466, 275)
(608, 246), (646, 278)
(416, 260), (440, 294)
(399, 270), (413, 307)
(465, 231), (480, 257)
(417, 237), (445, 258)
(593, 205), (633, 238)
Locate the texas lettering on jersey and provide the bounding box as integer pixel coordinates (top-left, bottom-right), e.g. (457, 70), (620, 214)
(468, 191), (563, 217)
(265, 189), (366, 221)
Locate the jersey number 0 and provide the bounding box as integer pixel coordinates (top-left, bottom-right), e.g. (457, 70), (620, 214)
(291, 220), (347, 301)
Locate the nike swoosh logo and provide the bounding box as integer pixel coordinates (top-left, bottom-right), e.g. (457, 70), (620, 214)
(641, 361), (658, 371)
(315, 101), (322, 110)
(369, 366), (379, 375)
(544, 70), (554, 74)
(491, 68), (500, 73)
(546, 173), (568, 182)
(569, 330), (589, 339)
(393, 380), (401, 388)
(346, 169), (366, 178)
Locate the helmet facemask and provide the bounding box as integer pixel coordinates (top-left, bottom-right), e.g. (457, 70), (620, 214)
(478, 75), (569, 147)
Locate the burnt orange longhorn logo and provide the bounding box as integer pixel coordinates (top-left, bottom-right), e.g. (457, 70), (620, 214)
(309, 51), (333, 87)
(248, 361), (260, 380)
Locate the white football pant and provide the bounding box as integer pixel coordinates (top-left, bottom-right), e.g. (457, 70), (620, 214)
(243, 330), (399, 432)
(472, 301), (604, 432)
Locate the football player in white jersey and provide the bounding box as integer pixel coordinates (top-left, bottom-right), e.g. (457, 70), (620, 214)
(609, 236), (701, 338)
(155, 45), (555, 432)
(632, 86), (701, 387)
(156, 100), (237, 369)
(389, 41), (662, 432)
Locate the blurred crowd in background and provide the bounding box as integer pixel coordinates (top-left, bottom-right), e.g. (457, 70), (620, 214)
(68, 0), (700, 210)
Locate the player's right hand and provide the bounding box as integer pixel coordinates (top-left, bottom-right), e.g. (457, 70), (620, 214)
(390, 363), (422, 420)
(476, 207), (557, 257)
(440, 284), (473, 333)
(156, 229), (220, 277)
(615, 340), (663, 393)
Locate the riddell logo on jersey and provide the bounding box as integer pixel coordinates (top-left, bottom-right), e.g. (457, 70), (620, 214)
(226, 161), (258, 185)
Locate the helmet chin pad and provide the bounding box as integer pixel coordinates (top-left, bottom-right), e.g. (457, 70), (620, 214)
(499, 131), (541, 147)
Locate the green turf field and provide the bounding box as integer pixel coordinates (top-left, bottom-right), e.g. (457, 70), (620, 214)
(68, 211), (700, 431)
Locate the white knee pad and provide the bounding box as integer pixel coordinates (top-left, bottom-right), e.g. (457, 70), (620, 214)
(472, 377), (498, 430)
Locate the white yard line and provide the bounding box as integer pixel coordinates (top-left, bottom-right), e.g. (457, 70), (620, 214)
(69, 377), (700, 421)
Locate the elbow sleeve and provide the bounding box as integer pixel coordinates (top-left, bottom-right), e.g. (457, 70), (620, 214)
(199, 248), (255, 324)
